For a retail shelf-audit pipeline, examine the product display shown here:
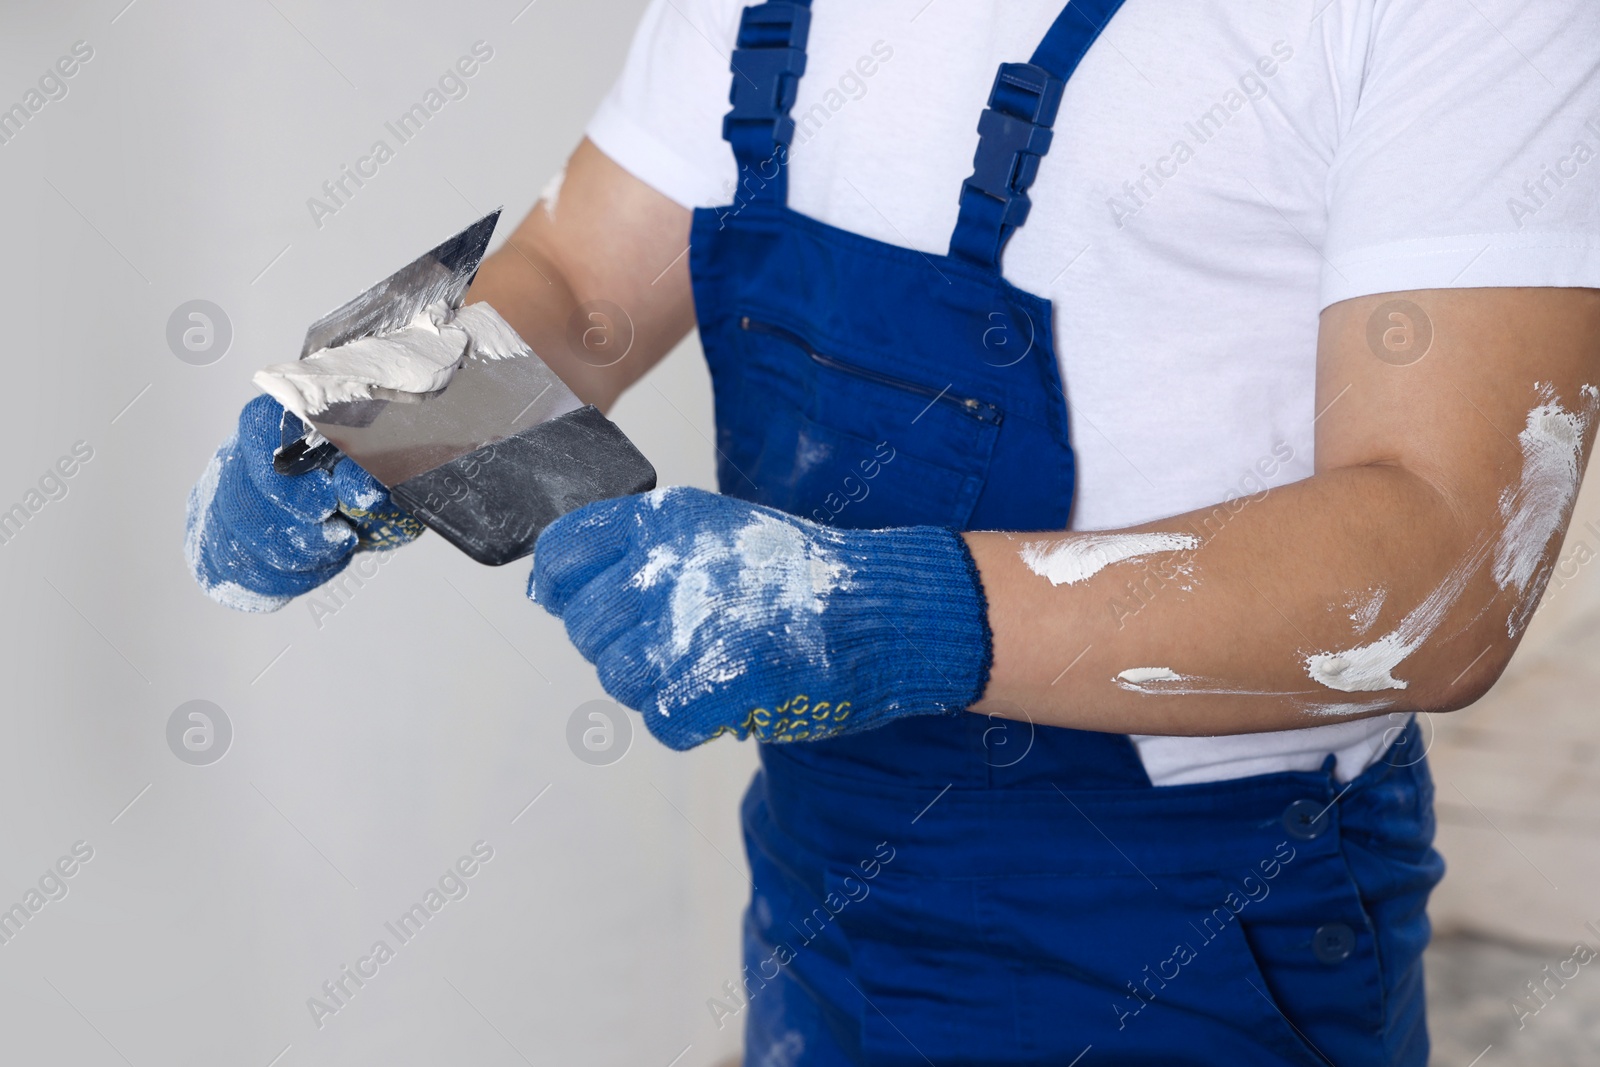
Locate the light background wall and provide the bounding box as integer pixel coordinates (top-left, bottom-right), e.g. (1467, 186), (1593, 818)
(0, 2), (755, 1065)
(3, 2), (1599, 1066)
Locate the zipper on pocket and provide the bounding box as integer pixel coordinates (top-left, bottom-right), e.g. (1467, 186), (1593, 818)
(740, 316), (1003, 425)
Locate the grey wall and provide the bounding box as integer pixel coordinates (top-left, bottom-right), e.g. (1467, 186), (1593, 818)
(9, 3), (1600, 1066)
(0, 2), (754, 1064)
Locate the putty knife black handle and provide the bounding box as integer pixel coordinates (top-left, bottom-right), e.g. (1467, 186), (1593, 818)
(390, 405), (657, 567)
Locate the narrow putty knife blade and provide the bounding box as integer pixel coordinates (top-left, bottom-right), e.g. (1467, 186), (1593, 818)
(299, 209), (501, 357)
(274, 209), (503, 475)
(288, 210), (656, 566)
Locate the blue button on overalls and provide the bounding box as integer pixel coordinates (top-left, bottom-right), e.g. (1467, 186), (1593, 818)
(686, 2), (1446, 1063)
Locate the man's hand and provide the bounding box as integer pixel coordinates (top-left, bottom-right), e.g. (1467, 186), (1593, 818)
(185, 396), (423, 612)
(529, 487), (991, 750)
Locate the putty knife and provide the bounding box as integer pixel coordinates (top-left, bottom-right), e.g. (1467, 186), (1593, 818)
(272, 209), (656, 566)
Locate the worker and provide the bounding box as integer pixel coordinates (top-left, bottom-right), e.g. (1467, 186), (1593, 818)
(186, 1), (1600, 1063)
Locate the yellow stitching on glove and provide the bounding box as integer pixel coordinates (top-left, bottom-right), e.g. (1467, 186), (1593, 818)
(744, 695), (852, 743)
(340, 502), (427, 549)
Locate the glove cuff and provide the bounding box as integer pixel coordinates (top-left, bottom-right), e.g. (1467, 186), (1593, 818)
(952, 530), (995, 708)
(843, 525), (993, 717)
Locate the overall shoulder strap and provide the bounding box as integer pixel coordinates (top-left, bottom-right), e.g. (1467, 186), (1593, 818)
(720, 1), (813, 209)
(949, 0), (1131, 268)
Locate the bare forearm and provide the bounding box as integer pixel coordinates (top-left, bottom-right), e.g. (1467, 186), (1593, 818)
(972, 287), (1600, 737)
(463, 138), (695, 411)
(970, 464), (1494, 734)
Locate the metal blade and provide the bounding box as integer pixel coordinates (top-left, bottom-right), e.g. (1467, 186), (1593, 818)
(274, 208), (504, 476)
(303, 331), (584, 488)
(299, 208), (502, 358)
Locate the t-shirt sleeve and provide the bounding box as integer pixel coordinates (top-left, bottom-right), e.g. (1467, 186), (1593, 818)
(585, 0), (745, 210)
(1321, 0), (1600, 307)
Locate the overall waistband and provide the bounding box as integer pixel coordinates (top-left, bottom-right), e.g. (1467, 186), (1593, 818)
(756, 721), (1428, 878)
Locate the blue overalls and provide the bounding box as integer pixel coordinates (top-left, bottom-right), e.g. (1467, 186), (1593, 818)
(687, 3), (1446, 1063)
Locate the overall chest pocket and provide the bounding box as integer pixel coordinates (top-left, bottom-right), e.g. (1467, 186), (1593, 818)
(712, 316), (1004, 531)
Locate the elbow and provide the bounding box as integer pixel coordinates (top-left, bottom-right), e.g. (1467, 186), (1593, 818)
(1304, 635), (1519, 719)
(1415, 640), (1518, 715)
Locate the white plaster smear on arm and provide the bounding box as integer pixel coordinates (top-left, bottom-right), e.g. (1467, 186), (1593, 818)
(1306, 386), (1595, 692)
(1296, 698), (1398, 719)
(1112, 670), (1396, 716)
(1104, 389), (1597, 702)
(1020, 531), (1199, 586)
(1304, 536), (1491, 693)
(1113, 667), (1314, 698)
(1116, 667), (1182, 686)
(1493, 384), (1595, 635)
(1347, 587), (1386, 635)
(538, 166), (566, 221)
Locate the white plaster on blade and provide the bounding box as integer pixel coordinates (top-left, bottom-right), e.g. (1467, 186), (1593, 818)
(1020, 531), (1199, 587)
(253, 301), (529, 427)
(450, 302), (532, 361)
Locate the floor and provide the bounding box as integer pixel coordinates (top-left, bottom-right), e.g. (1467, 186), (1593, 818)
(1426, 933), (1600, 1067)
(1421, 586), (1600, 1066)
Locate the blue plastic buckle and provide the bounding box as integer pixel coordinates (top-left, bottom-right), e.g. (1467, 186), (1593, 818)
(948, 62), (1069, 266)
(961, 63), (1066, 230)
(722, 2), (812, 151)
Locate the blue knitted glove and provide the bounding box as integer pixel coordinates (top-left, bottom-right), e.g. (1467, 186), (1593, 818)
(530, 486), (992, 750)
(185, 395), (424, 612)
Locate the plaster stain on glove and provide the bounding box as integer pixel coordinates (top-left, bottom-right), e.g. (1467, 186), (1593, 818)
(343, 479), (385, 511)
(186, 395), (421, 613)
(531, 486), (992, 751)
(632, 545), (680, 588)
(643, 503), (854, 717)
(185, 439), (297, 613)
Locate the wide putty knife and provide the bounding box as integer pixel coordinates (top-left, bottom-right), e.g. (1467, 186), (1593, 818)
(272, 209), (657, 566)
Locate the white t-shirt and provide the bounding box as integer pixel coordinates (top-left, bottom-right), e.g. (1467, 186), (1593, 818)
(587, 0), (1600, 785)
